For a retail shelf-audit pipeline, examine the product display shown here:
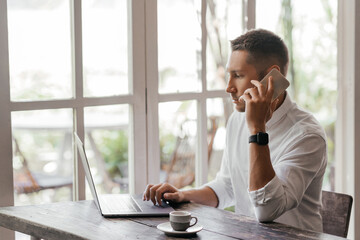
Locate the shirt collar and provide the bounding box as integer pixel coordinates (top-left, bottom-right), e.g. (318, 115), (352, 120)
(266, 92), (293, 129)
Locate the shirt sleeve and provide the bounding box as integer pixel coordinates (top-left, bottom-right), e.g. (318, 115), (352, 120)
(247, 134), (327, 222)
(203, 146), (235, 209)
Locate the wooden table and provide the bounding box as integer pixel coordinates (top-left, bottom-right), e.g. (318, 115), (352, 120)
(0, 199), (345, 240)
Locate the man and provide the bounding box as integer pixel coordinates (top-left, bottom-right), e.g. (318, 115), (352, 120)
(143, 29), (327, 232)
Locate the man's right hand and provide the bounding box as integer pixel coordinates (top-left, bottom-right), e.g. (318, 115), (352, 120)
(143, 183), (185, 206)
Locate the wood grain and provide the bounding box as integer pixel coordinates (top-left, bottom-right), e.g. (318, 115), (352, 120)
(0, 199), (347, 240)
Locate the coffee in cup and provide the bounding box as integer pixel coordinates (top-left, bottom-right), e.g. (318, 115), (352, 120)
(169, 211), (198, 231)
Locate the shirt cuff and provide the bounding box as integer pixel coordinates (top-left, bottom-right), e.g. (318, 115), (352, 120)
(247, 175), (284, 207)
(203, 180), (227, 209)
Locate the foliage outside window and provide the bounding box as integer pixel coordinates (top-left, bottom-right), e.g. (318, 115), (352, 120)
(257, 0), (337, 190)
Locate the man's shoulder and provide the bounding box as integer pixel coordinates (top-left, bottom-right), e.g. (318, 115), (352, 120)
(286, 104), (326, 141)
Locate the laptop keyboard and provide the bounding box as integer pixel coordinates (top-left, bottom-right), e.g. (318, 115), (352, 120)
(100, 195), (142, 213)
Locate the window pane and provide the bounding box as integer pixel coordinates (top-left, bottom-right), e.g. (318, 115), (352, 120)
(159, 101), (197, 189)
(82, 0), (129, 97)
(256, 0), (337, 190)
(8, 1), (72, 101)
(206, 0), (243, 91)
(12, 109), (73, 206)
(84, 104), (129, 198)
(158, 0), (202, 94)
(207, 98), (228, 181)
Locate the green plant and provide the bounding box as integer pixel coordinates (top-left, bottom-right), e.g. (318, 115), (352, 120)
(159, 131), (177, 167)
(97, 130), (129, 178)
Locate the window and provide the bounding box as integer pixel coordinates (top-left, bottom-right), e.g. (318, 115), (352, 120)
(8, 0), (72, 102)
(152, 0), (240, 189)
(4, 0), (144, 209)
(82, 0), (129, 97)
(1, 1), (353, 239)
(2, 1), (146, 238)
(256, 0), (337, 190)
(8, 1), (74, 208)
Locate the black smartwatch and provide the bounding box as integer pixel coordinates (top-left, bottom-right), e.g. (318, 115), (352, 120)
(249, 132), (269, 145)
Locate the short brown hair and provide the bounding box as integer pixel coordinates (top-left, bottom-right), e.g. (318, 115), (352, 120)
(230, 29), (289, 79)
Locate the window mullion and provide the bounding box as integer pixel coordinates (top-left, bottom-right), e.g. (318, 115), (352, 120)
(70, 0), (85, 201)
(129, 0), (148, 193)
(195, 0), (208, 187)
(0, 0), (14, 239)
(145, 0), (160, 185)
(243, 0), (256, 30)
(336, 0), (360, 238)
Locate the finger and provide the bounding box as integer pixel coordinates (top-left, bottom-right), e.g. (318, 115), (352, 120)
(250, 80), (265, 96)
(240, 92), (251, 102)
(143, 184), (153, 201)
(267, 76), (275, 101)
(164, 192), (180, 202)
(244, 87), (259, 99)
(155, 184), (170, 206)
(150, 184), (162, 205)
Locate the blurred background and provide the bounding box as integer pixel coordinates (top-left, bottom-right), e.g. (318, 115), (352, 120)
(6, 1), (336, 238)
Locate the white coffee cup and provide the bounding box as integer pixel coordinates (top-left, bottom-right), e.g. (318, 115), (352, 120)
(169, 211), (198, 231)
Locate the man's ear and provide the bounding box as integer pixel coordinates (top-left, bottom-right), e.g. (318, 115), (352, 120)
(265, 65), (281, 75)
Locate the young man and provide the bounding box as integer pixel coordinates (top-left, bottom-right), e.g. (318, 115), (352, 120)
(143, 29), (327, 232)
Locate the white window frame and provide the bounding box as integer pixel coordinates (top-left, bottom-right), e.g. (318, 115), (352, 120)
(145, 0), (235, 187)
(0, 2), (148, 240)
(0, 0), (13, 239)
(2, 0), (358, 239)
(0, 1), (249, 239)
(335, 0), (360, 239)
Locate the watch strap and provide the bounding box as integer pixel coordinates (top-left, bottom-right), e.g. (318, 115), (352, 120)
(248, 134), (258, 143)
(249, 132), (269, 145)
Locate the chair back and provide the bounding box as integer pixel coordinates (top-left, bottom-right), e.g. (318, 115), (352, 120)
(13, 137), (72, 194)
(321, 190), (353, 238)
(164, 118), (218, 189)
(13, 138), (41, 193)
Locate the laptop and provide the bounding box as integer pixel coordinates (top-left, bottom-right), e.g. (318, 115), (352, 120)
(74, 132), (174, 217)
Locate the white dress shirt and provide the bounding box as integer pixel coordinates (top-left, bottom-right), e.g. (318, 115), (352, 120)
(205, 93), (327, 232)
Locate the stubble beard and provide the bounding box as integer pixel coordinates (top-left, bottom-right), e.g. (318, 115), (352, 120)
(235, 101), (246, 112)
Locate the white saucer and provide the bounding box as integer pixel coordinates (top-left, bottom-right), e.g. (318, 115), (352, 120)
(157, 222), (203, 236)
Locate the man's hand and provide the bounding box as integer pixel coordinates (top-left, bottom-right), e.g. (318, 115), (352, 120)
(241, 77), (279, 134)
(143, 183), (185, 206)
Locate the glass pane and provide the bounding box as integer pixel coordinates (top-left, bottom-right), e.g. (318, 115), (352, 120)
(159, 101), (197, 189)
(207, 98), (228, 181)
(84, 104), (129, 198)
(82, 0), (128, 97)
(158, 0), (202, 94)
(12, 109), (73, 206)
(8, 1), (72, 101)
(256, 0), (337, 190)
(206, 0), (243, 91)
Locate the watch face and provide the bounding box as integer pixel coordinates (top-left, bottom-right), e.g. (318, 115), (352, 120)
(257, 132), (269, 145)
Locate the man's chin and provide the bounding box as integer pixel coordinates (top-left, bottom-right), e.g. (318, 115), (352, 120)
(235, 104), (245, 112)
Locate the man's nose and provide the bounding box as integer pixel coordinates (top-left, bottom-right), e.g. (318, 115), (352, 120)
(226, 80), (236, 93)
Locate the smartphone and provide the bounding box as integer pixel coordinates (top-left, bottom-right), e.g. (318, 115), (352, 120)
(260, 68), (290, 101)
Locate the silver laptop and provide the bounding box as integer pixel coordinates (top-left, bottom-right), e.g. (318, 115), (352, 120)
(74, 132), (174, 217)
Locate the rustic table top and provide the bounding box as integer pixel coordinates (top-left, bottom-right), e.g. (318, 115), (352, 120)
(0, 199), (345, 240)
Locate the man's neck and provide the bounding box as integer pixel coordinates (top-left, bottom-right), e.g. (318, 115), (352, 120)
(275, 91), (286, 111)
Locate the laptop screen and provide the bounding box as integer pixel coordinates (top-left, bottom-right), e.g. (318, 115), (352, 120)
(74, 132), (102, 211)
